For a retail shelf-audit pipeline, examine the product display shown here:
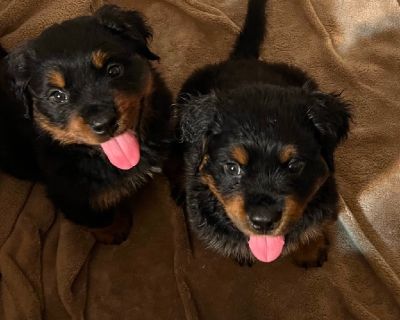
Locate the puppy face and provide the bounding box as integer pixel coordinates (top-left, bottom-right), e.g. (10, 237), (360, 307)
(180, 85), (350, 237)
(7, 5), (158, 145)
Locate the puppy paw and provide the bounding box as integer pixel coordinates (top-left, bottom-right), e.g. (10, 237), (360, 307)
(292, 234), (329, 269)
(293, 246), (328, 268)
(90, 211), (132, 245)
(92, 227), (130, 245)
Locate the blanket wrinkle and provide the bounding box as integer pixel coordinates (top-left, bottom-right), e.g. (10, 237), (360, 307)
(172, 205), (198, 320)
(0, 175), (34, 249)
(90, 0), (105, 13)
(56, 218), (95, 320)
(359, 162), (400, 298)
(0, 183), (55, 320)
(305, 0), (391, 102)
(338, 198), (400, 306)
(163, 0), (240, 33)
(0, 0), (101, 49)
(305, 0), (358, 79)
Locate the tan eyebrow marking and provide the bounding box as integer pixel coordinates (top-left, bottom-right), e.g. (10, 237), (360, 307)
(231, 145), (249, 165)
(92, 50), (109, 69)
(47, 70), (65, 88)
(279, 144), (297, 163)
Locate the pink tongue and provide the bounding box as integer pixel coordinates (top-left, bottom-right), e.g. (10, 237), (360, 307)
(100, 131), (140, 170)
(248, 235), (285, 263)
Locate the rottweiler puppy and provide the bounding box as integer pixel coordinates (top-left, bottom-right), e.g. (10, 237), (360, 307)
(0, 5), (172, 244)
(171, 0), (351, 267)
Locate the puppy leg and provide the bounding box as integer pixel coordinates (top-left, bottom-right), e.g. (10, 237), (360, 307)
(61, 202), (132, 245)
(292, 231), (330, 268)
(64, 203), (132, 245)
(88, 207), (132, 245)
(47, 183), (132, 244)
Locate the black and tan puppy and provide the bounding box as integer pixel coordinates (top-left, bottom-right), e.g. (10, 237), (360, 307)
(0, 5), (172, 243)
(171, 0), (351, 267)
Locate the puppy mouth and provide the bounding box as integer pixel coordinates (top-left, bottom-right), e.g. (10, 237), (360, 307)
(94, 93), (147, 170)
(225, 215), (287, 263)
(247, 234), (285, 263)
(200, 173), (288, 263)
(99, 76), (153, 170)
(240, 220), (285, 263)
(100, 130), (140, 170)
(98, 109), (143, 170)
(33, 94), (144, 171)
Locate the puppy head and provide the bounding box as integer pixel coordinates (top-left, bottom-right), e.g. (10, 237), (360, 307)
(6, 5), (157, 145)
(179, 85), (351, 236)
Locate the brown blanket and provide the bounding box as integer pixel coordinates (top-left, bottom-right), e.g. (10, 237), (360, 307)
(1, 0), (399, 319)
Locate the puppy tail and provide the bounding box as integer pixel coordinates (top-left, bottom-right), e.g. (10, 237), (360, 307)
(229, 0), (267, 60)
(0, 44), (7, 59)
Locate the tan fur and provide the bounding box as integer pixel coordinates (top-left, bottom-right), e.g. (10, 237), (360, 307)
(279, 144), (297, 163)
(199, 155), (209, 171)
(92, 50), (109, 69)
(200, 155), (330, 238)
(231, 145), (248, 165)
(274, 159), (330, 235)
(37, 67), (154, 145)
(34, 111), (102, 145)
(114, 73), (154, 134)
(68, 116), (102, 144)
(114, 92), (142, 132)
(201, 174), (250, 235)
(292, 231), (329, 267)
(48, 70), (65, 88)
(224, 195), (249, 233)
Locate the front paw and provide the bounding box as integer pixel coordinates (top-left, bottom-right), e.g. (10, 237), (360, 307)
(292, 234), (329, 269)
(90, 211), (132, 245)
(293, 246), (328, 268)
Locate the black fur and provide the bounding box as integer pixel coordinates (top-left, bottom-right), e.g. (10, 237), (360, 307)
(95, 5), (160, 61)
(0, 45), (6, 58)
(230, 0), (267, 59)
(0, 5), (172, 242)
(170, 0), (351, 265)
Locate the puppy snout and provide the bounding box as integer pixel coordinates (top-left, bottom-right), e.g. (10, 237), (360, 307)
(248, 207), (282, 231)
(247, 193), (283, 232)
(89, 116), (117, 135)
(84, 105), (117, 136)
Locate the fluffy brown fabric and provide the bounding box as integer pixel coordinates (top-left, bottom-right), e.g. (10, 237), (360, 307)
(0, 0), (399, 319)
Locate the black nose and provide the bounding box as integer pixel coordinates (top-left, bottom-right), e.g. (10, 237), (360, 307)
(89, 116), (117, 135)
(247, 193), (283, 231)
(84, 105), (117, 136)
(248, 208), (282, 231)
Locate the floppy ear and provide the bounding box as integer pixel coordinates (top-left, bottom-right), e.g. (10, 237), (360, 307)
(6, 45), (33, 119)
(94, 5), (159, 61)
(306, 91), (352, 169)
(177, 93), (222, 144)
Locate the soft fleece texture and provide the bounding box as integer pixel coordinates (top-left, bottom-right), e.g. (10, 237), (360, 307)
(1, 0), (400, 319)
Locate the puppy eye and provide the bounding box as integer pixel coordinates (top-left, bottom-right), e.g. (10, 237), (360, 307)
(107, 63), (124, 78)
(48, 89), (69, 104)
(287, 159), (306, 174)
(223, 162), (242, 176)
